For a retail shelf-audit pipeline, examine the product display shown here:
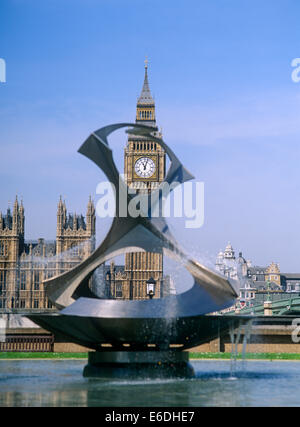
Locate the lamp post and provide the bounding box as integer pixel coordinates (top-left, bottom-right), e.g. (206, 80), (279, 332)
(146, 277), (156, 299)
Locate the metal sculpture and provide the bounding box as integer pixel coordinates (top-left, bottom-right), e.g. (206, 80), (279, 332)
(28, 123), (247, 378)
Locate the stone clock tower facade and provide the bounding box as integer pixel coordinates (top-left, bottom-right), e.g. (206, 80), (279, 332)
(98, 62), (173, 300)
(123, 61), (166, 299)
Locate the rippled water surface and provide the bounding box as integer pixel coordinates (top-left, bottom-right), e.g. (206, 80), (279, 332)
(0, 359), (300, 406)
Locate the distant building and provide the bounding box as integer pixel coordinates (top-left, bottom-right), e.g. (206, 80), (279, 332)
(0, 196), (95, 310)
(248, 262), (282, 291)
(98, 61), (172, 300)
(215, 242), (250, 280)
(215, 242), (237, 280)
(215, 242), (255, 307)
(216, 242), (300, 311)
(92, 261), (175, 300)
(265, 262), (281, 287)
(280, 273), (300, 293)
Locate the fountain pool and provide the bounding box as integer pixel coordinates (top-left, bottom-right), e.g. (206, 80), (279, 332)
(0, 358), (300, 407)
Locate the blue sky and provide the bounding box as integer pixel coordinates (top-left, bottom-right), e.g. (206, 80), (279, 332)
(1, 0), (300, 271)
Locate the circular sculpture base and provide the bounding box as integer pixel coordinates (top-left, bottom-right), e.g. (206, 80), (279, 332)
(83, 351), (195, 379)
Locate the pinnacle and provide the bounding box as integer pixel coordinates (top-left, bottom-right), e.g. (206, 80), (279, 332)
(137, 62), (155, 106)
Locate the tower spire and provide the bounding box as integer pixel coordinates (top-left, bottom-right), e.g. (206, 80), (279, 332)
(137, 57), (154, 106)
(136, 58), (156, 124)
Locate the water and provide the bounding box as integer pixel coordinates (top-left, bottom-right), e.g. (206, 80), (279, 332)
(0, 359), (300, 406)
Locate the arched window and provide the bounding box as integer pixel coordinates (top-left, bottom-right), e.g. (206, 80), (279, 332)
(20, 271), (26, 290)
(0, 271), (6, 290)
(0, 242), (6, 256)
(70, 243), (79, 258)
(116, 282), (122, 298)
(34, 271), (40, 290)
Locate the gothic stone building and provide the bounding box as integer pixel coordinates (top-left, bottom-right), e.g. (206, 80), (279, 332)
(100, 61), (172, 300)
(0, 62), (173, 307)
(0, 196), (95, 310)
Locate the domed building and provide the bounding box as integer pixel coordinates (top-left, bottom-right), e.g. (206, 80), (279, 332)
(223, 242), (235, 260)
(215, 242), (239, 280)
(215, 242), (255, 308)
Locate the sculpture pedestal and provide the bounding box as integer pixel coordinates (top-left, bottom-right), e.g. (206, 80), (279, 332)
(83, 350), (195, 379)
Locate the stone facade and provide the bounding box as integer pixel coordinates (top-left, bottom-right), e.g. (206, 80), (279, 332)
(265, 261), (281, 286)
(105, 62), (170, 300)
(0, 196), (95, 310)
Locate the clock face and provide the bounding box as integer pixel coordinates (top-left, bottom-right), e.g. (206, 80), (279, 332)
(134, 157), (156, 178)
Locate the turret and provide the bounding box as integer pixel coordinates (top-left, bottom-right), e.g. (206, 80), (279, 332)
(86, 196), (96, 236)
(12, 196), (19, 233)
(73, 212), (77, 231)
(224, 242), (235, 259)
(56, 196), (65, 236)
(19, 199), (24, 236)
(136, 57), (156, 125)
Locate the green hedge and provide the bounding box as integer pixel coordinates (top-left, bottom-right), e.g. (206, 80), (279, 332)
(1, 352), (300, 360)
(0, 352), (88, 359)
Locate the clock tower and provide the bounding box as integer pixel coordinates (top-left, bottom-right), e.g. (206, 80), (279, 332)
(124, 59), (165, 191)
(123, 60), (166, 299)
